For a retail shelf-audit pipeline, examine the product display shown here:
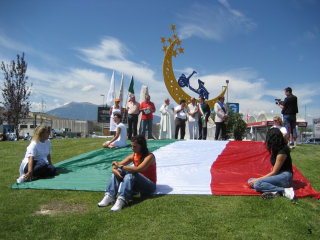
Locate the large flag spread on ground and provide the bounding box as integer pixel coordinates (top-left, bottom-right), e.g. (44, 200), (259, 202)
(106, 70), (116, 106)
(118, 73), (124, 108)
(12, 141), (320, 199)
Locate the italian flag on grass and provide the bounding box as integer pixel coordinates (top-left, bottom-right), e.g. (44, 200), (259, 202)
(12, 140), (320, 199)
(154, 141), (320, 199)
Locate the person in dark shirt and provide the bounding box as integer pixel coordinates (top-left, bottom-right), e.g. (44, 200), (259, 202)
(198, 96), (211, 140)
(277, 87), (298, 146)
(248, 128), (295, 200)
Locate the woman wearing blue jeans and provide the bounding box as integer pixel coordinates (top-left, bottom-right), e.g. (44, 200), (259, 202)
(248, 128), (295, 200)
(98, 135), (157, 211)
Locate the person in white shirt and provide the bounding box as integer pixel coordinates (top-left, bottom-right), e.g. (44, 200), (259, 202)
(271, 116), (288, 139)
(109, 99), (122, 136)
(126, 95), (140, 140)
(103, 113), (127, 148)
(159, 98), (175, 139)
(187, 97), (199, 140)
(16, 125), (56, 184)
(214, 96), (228, 140)
(174, 99), (187, 139)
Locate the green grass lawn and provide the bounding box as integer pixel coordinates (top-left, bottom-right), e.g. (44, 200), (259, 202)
(0, 139), (319, 240)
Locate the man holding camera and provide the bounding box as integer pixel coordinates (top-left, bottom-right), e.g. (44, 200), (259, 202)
(277, 87), (298, 146)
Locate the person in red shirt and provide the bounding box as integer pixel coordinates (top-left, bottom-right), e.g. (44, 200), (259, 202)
(139, 94), (156, 139)
(98, 135), (156, 211)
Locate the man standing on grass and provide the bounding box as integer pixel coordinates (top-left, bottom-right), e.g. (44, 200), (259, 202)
(126, 94), (140, 140)
(140, 94), (156, 139)
(214, 96), (228, 141)
(174, 99), (187, 139)
(198, 96), (210, 140)
(277, 87), (298, 147)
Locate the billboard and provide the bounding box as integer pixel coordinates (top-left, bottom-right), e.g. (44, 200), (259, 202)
(97, 107), (110, 123)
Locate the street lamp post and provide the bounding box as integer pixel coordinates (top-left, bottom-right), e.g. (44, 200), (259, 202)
(226, 80), (229, 103)
(100, 94), (105, 107)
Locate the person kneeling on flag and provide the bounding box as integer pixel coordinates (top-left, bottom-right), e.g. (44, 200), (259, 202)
(248, 128), (295, 200)
(102, 113), (127, 149)
(98, 135), (157, 211)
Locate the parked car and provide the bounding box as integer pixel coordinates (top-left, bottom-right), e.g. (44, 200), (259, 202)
(302, 137), (320, 145)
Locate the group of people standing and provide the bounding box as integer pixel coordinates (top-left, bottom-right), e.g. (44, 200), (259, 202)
(107, 93), (230, 143)
(104, 94), (156, 149)
(159, 95), (229, 141)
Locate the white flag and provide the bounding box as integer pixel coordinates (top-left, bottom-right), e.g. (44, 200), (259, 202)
(118, 73), (124, 108)
(106, 71), (116, 106)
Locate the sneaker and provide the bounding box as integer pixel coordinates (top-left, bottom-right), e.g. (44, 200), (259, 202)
(283, 187), (295, 200)
(261, 192), (279, 200)
(97, 193), (115, 207)
(110, 198), (126, 211)
(16, 175), (26, 184)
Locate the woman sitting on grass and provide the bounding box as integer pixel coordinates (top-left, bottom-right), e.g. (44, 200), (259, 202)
(98, 135), (157, 211)
(248, 127), (295, 200)
(16, 125), (56, 184)
(102, 113), (127, 149)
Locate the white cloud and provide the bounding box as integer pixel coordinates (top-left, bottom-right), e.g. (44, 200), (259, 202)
(0, 33), (29, 52)
(78, 37), (163, 89)
(81, 85), (95, 92)
(177, 1), (257, 40)
(0, 35), (170, 113)
(76, 37), (170, 109)
(0, 32), (58, 64)
(26, 66), (110, 111)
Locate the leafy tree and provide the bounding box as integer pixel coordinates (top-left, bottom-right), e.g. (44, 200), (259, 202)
(93, 124), (102, 133)
(232, 115), (247, 140)
(0, 53), (32, 140)
(226, 107), (247, 140)
(0, 106), (4, 125)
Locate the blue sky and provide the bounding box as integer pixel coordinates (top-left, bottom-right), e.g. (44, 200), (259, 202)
(0, 0), (319, 123)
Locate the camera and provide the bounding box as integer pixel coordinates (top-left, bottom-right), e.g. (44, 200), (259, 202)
(275, 99), (283, 105)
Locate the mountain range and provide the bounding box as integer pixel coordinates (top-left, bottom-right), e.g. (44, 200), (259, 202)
(46, 102), (161, 123)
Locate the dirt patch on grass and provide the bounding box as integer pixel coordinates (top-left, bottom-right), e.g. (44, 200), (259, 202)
(35, 200), (88, 216)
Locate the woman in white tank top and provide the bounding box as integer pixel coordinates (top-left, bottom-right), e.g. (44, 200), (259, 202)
(109, 99), (121, 135)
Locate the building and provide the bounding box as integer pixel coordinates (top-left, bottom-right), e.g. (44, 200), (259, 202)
(2, 112), (94, 138)
(313, 118), (320, 137)
(246, 113), (307, 142)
